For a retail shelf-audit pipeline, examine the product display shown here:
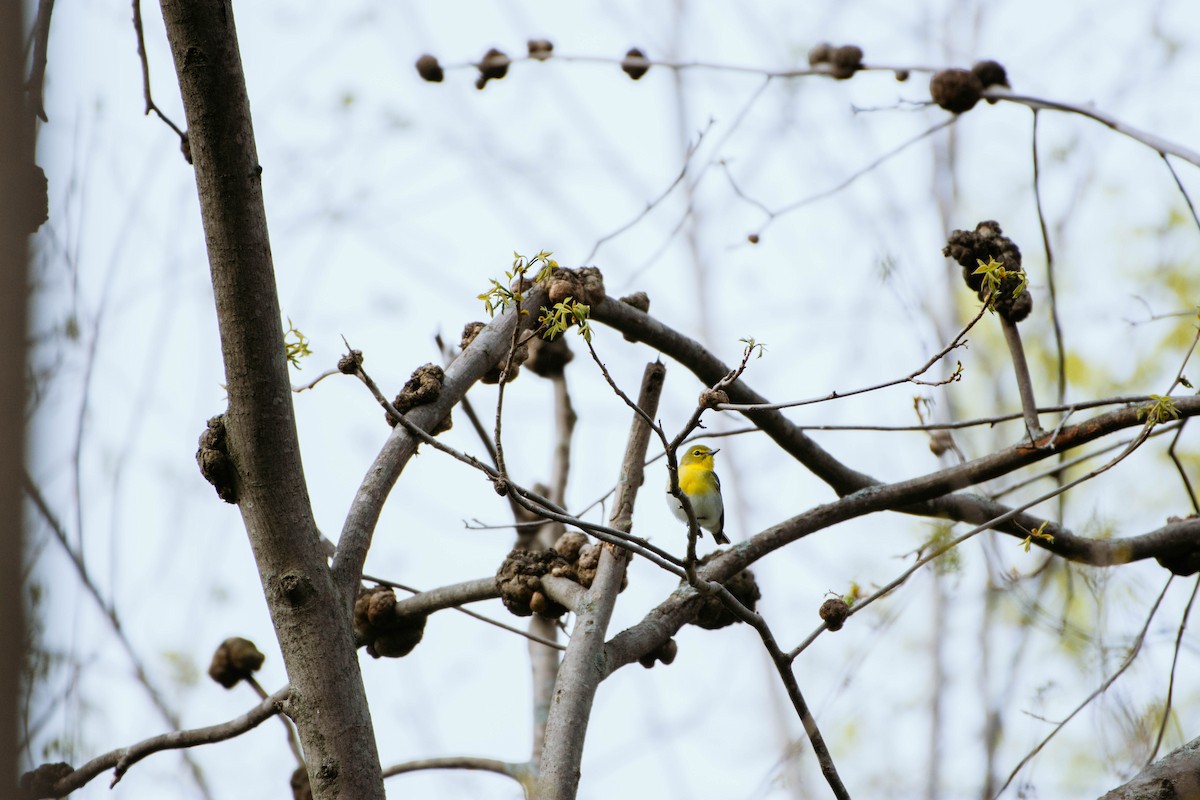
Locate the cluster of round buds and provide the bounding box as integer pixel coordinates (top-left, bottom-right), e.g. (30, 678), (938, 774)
(354, 585), (427, 658)
(943, 220), (1031, 322)
(807, 42), (864, 79)
(929, 60), (1010, 113)
(415, 43), (654, 87)
(496, 547), (569, 618)
(543, 265), (607, 307)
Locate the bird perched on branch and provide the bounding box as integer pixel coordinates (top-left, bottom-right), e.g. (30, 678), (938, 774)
(667, 445), (729, 545)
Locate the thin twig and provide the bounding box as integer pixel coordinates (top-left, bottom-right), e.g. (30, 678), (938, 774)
(1032, 110), (1066, 407)
(1159, 153), (1200, 236)
(585, 120), (714, 262)
(1166, 421), (1199, 514)
(245, 676), (303, 767)
(43, 686), (288, 796)
(993, 575), (1175, 798)
(748, 117), (958, 238)
(985, 87), (1200, 167)
(26, 0), (55, 122)
(291, 367), (338, 393)
(1148, 576), (1199, 764)
(718, 303), (983, 412)
(788, 424), (1156, 661)
(381, 755), (532, 787)
(345, 350), (687, 572)
(23, 472), (214, 797)
(132, 0), (190, 160)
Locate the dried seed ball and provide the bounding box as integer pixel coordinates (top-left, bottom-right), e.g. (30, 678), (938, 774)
(619, 291), (650, 314)
(687, 555), (762, 630)
(819, 597), (850, 631)
(20, 763), (74, 798)
(353, 586), (426, 658)
(552, 531), (589, 562)
(475, 48), (510, 90)
(526, 334), (574, 377)
(527, 39), (554, 60)
(26, 164), (48, 233)
(337, 349), (363, 374)
(807, 42), (833, 66)
(196, 414), (237, 504)
(208, 637), (265, 688)
(544, 265), (607, 306)
(699, 388), (730, 409)
(291, 765), (313, 800)
(829, 45), (864, 79)
(496, 548), (568, 618)
(460, 321), (485, 349)
(479, 48), (510, 80)
(971, 59), (1009, 89)
(415, 54), (444, 82)
(638, 637), (679, 668)
(622, 47), (650, 80)
(930, 68), (984, 114)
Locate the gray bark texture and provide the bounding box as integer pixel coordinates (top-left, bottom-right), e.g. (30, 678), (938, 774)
(157, 2), (384, 797)
(1099, 737), (1200, 800)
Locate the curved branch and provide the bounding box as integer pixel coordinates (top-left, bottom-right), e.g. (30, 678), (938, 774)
(591, 296), (1200, 560)
(382, 755), (532, 789)
(602, 419), (1200, 678)
(984, 87), (1200, 167)
(383, 576), (499, 619)
(331, 286), (547, 605)
(37, 687), (289, 798)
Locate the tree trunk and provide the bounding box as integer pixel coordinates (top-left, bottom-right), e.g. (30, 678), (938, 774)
(158, 2), (383, 797)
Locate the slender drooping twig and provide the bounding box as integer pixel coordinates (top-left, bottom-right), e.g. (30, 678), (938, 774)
(1031, 111), (1067, 408)
(25, 0), (55, 122)
(1148, 576), (1200, 764)
(717, 302), (983, 412)
(131, 0), (189, 158)
(40, 686), (289, 797)
(993, 575), (1174, 798)
(23, 472), (213, 797)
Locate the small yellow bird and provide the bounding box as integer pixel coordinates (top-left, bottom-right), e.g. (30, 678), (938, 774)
(667, 445), (729, 545)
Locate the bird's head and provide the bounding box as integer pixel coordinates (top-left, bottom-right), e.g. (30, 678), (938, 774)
(679, 445), (719, 468)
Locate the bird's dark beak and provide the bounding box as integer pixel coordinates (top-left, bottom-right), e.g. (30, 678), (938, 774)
(711, 448), (720, 455)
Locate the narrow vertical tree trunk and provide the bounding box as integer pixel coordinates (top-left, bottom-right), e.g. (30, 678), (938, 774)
(157, 3), (384, 797)
(1, 0), (31, 790)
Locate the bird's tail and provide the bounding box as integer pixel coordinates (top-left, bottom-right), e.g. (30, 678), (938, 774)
(713, 530), (730, 546)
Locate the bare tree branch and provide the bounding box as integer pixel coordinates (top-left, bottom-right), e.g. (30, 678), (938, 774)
(37, 687), (289, 798)
(332, 286), (548, 606)
(382, 755), (532, 791)
(995, 576), (1174, 798)
(985, 87), (1200, 167)
(536, 362), (664, 799)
